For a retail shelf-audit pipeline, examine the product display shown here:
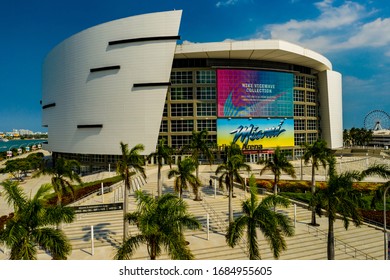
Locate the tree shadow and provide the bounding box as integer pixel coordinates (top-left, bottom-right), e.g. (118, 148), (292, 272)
(81, 222), (118, 247)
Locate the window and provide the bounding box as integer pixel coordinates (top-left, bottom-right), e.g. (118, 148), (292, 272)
(171, 103), (193, 117)
(107, 155), (119, 164)
(80, 154), (90, 163)
(160, 120), (168, 133)
(197, 103), (216, 116)
(307, 133), (318, 144)
(307, 119), (317, 131)
(294, 119), (305, 131)
(196, 70), (216, 84)
(163, 104), (168, 117)
(171, 135), (192, 149)
(171, 71), (193, 84)
(294, 75), (305, 88)
(92, 154), (105, 163)
(306, 77), (316, 90)
(294, 90), (305, 102)
(197, 120), (216, 131)
(307, 105), (317, 117)
(196, 87), (216, 100)
(294, 133), (306, 145)
(294, 104), (305, 117)
(171, 120), (194, 132)
(170, 87), (193, 100)
(306, 91), (316, 103)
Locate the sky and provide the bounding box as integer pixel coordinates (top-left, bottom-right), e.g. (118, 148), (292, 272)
(0, 0), (389, 132)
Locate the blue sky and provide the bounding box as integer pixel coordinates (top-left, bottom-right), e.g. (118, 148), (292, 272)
(0, 0), (389, 132)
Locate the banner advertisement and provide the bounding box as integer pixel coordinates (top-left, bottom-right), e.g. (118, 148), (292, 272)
(217, 69), (293, 118)
(217, 118), (294, 148)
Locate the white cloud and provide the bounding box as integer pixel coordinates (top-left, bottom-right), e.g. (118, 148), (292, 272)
(216, 0), (239, 8)
(343, 18), (390, 48)
(256, 0), (389, 54)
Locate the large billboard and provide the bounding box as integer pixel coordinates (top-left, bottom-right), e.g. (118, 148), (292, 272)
(217, 118), (294, 148)
(217, 69), (293, 118)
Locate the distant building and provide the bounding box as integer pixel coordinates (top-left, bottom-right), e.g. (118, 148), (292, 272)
(42, 10), (343, 173)
(17, 129), (34, 136)
(370, 130), (390, 148)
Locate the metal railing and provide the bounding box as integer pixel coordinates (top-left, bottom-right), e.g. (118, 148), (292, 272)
(307, 224), (376, 260)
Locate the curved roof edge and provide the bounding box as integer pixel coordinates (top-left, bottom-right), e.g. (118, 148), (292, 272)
(45, 10), (183, 62)
(175, 40), (332, 72)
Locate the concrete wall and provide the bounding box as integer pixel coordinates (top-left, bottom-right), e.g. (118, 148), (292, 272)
(318, 70), (343, 149)
(42, 11), (182, 155)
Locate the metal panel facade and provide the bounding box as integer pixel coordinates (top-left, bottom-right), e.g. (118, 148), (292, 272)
(42, 11), (182, 155)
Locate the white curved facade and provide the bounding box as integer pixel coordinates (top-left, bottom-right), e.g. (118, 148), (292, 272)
(42, 11), (182, 155)
(42, 10), (343, 167)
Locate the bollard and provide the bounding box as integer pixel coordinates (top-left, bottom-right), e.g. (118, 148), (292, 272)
(3, 225), (7, 255)
(91, 225), (94, 256)
(214, 178), (217, 199)
(294, 204), (297, 228)
(101, 182), (104, 203)
(207, 213), (210, 241)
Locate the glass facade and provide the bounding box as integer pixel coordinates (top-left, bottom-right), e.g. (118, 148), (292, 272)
(161, 61), (319, 157)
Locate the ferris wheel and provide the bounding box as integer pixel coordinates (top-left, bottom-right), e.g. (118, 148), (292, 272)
(364, 110), (390, 131)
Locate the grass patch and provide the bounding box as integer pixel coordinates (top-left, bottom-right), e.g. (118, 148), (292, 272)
(46, 175), (123, 205)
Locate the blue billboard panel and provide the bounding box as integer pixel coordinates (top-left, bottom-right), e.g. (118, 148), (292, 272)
(217, 69), (293, 118)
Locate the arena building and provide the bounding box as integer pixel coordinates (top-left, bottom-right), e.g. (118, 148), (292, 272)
(41, 10), (343, 173)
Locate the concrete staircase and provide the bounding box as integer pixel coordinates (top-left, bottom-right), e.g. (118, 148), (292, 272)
(36, 165), (386, 260)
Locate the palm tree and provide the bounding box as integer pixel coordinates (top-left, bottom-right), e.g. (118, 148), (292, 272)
(114, 190), (200, 260)
(361, 164), (390, 209)
(315, 156), (365, 260)
(303, 139), (331, 226)
(259, 146), (296, 195)
(33, 157), (82, 205)
(168, 157), (201, 199)
(0, 180), (74, 260)
(216, 144), (251, 223)
(226, 175), (294, 259)
(182, 130), (214, 200)
(147, 138), (173, 197)
(116, 142), (146, 242)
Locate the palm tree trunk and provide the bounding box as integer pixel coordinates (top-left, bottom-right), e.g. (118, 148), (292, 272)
(150, 241), (157, 260)
(327, 218), (335, 260)
(248, 220), (259, 260)
(123, 179), (129, 242)
(274, 174), (278, 195)
(310, 164), (318, 226)
(157, 164), (162, 197)
(229, 176), (233, 223)
(195, 165), (201, 201)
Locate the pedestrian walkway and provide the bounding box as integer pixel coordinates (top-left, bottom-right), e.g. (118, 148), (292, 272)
(0, 163), (386, 260)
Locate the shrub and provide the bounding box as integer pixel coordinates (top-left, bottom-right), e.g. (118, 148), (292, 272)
(256, 180), (273, 190)
(46, 175), (122, 206)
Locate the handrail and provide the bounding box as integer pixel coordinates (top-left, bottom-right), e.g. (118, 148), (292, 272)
(200, 198), (228, 233)
(307, 224), (376, 260)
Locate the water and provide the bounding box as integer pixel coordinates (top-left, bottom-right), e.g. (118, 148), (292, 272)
(0, 139), (47, 152)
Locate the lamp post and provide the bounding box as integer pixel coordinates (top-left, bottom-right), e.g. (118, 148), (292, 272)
(300, 136), (304, 181)
(300, 154), (303, 181)
(384, 186), (390, 260)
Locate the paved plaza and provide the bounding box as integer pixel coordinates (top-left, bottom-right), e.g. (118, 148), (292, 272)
(0, 152), (389, 260)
